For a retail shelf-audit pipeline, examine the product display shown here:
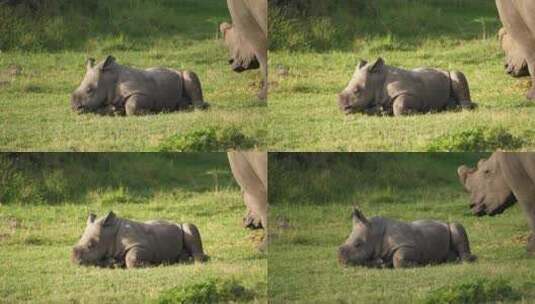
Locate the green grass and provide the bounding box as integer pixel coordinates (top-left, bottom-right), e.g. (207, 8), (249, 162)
(0, 0), (266, 151)
(0, 153), (266, 303)
(268, 1), (535, 151)
(268, 153), (535, 303)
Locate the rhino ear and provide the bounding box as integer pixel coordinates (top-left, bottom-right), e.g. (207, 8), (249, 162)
(352, 206), (370, 226)
(86, 58), (95, 70)
(357, 59), (368, 69)
(101, 55), (116, 71)
(368, 57), (384, 73)
(102, 211), (117, 226)
(87, 213), (96, 225)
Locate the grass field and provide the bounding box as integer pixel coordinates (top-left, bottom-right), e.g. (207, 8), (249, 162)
(268, 153), (535, 303)
(0, 153), (267, 303)
(0, 0), (267, 151)
(268, 1), (535, 151)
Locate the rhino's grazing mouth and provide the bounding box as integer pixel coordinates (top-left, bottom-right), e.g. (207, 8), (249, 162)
(471, 193), (517, 217)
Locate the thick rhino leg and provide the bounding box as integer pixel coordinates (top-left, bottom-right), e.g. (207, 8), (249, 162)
(125, 94), (153, 116)
(499, 27), (530, 77)
(125, 247), (152, 268)
(181, 223), (208, 263)
(243, 204), (263, 229)
(392, 94), (419, 116)
(449, 71), (477, 109)
(448, 223), (477, 262)
(496, 0), (535, 100)
(181, 71), (209, 110)
(392, 247), (419, 268)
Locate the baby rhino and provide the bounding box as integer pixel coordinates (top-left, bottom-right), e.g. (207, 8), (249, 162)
(338, 58), (476, 116)
(71, 56), (209, 115)
(337, 208), (476, 268)
(72, 211), (207, 268)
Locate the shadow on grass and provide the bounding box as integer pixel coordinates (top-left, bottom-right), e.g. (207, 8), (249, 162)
(268, 153), (489, 206)
(0, 153), (234, 205)
(0, 0), (229, 52)
(269, 0), (500, 53)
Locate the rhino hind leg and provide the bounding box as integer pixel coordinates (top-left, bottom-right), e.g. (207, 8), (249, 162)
(449, 71), (476, 109)
(182, 223), (208, 263)
(181, 71), (209, 110)
(448, 223), (477, 262)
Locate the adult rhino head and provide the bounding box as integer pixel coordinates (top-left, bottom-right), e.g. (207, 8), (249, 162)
(337, 207), (383, 267)
(457, 155), (517, 216)
(71, 212), (118, 266)
(71, 56), (118, 113)
(338, 58), (386, 115)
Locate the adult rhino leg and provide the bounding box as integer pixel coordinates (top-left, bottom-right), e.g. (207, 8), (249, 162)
(182, 71), (209, 110)
(256, 49), (268, 101)
(499, 27), (530, 78)
(392, 247), (419, 268)
(450, 71), (477, 109)
(182, 223), (208, 263)
(125, 94), (153, 116)
(448, 223), (477, 262)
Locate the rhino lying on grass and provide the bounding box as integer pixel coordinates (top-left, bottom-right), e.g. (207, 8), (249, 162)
(338, 58), (476, 116)
(337, 208), (476, 268)
(458, 152), (535, 254)
(71, 56), (209, 115)
(71, 211), (207, 268)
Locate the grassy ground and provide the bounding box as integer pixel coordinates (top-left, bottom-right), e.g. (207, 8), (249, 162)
(268, 153), (535, 303)
(0, 0), (267, 151)
(0, 153), (266, 303)
(268, 1), (535, 151)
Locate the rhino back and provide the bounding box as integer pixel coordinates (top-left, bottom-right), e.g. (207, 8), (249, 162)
(117, 219), (183, 262)
(383, 66), (451, 110)
(410, 220), (451, 263)
(116, 66), (185, 111)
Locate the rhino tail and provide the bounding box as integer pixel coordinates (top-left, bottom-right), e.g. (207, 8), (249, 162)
(449, 222), (477, 263)
(181, 71), (208, 110)
(449, 70), (476, 110)
(181, 223), (208, 263)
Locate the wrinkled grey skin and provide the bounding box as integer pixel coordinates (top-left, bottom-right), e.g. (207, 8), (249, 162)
(223, 0), (267, 100)
(71, 212), (207, 268)
(71, 56), (208, 115)
(337, 208), (476, 268)
(496, 0), (535, 99)
(227, 151), (268, 250)
(499, 27), (530, 77)
(338, 57), (476, 116)
(458, 152), (535, 254)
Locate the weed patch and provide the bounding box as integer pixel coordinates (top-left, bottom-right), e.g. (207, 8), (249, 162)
(425, 127), (524, 152)
(155, 278), (254, 304)
(156, 126), (257, 152)
(422, 278), (520, 304)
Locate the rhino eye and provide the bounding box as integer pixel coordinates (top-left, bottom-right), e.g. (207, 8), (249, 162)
(86, 87), (95, 94)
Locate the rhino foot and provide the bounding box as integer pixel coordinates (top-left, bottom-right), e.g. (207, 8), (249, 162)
(526, 86), (535, 100)
(243, 209), (263, 229)
(526, 233), (535, 254)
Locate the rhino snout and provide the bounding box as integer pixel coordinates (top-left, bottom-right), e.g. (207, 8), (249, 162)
(70, 93), (85, 112)
(337, 94), (354, 114)
(71, 247), (84, 264)
(337, 246), (350, 265)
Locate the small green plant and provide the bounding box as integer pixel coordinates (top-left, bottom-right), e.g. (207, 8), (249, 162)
(422, 278), (520, 304)
(157, 126), (257, 152)
(156, 278), (254, 304)
(426, 127), (524, 152)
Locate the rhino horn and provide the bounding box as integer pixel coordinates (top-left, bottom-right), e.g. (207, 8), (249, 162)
(457, 165), (471, 185)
